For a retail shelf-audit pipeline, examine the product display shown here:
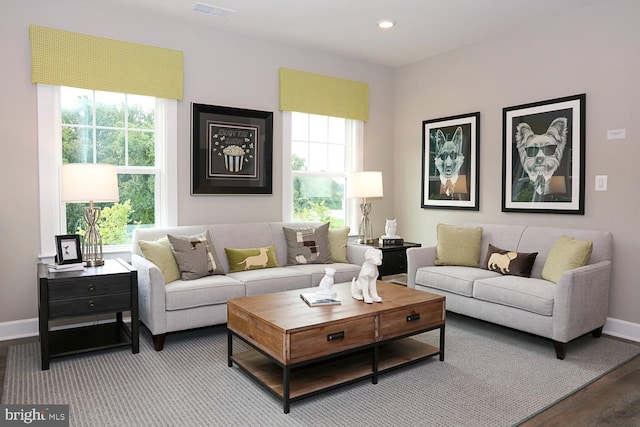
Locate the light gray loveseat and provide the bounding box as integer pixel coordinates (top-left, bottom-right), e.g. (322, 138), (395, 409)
(407, 223), (613, 359)
(132, 222), (368, 351)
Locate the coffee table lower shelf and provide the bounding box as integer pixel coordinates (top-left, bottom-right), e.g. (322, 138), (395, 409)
(230, 337), (439, 410)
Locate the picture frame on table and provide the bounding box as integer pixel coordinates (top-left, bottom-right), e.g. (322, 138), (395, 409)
(421, 112), (480, 210)
(502, 93), (585, 214)
(55, 234), (82, 265)
(192, 103), (273, 195)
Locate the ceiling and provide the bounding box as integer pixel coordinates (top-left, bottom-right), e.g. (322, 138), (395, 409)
(109, 0), (597, 67)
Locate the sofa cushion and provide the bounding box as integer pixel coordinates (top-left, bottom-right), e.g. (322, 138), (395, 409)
(473, 276), (556, 316)
(415, 266), (499, 297)
(283, 222), (332, 265)
(541, 235), (593, 283)
(225, 245), (279, 273)
(168, 231), (225, 280)
(483, 243), (538, 278)
(434, 224), (483, 267)
(328, 226), (350, 263)
(165, 275), (245, 311)
(289, 263), (361, 286)
(138, 236), (181, 284)
(228, 267), (312, 296)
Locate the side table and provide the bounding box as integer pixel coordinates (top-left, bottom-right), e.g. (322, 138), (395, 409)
(38, 258), (139, 370)
(348, 238), (421, 279)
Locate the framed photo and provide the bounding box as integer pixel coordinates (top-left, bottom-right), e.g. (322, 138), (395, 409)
(502, 94), (585, 214)
(192, 103), (273, 195)
(421, 112), (480, 210)
(55, 234), (82, 265)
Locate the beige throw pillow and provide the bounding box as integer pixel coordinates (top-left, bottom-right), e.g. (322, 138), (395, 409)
(541, 235), (593, 283)
(138, 236), (181, 284)
(328, 226), (350, 263)
(434, 223), (483, 267)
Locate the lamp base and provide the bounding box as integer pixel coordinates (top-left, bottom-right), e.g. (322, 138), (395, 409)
(84, 259), (105, 267)
(356, 238), (377, 245)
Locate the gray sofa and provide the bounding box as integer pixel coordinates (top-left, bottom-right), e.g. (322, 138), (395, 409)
(131, 222), (368, 351)
(407, 223), (613, 359)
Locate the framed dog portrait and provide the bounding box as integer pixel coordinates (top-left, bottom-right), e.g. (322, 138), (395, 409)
(192, 103), (273, 195)
(421, 112), (480, 210)
(502, 94), (585, 214)
(55, 234), (82, 265)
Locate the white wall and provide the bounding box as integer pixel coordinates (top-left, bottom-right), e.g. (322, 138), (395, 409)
(394, 0), (640, 325)
(0, 0), (394, 324)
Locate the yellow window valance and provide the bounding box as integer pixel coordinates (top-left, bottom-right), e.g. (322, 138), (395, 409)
(278, 68), (368, 121)
(30, 25), (183, 100)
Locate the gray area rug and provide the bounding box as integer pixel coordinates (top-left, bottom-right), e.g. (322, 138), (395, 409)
(3, 313), (639, 427)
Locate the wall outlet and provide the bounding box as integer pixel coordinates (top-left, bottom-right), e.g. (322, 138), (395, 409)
(607, 129), (626, 140)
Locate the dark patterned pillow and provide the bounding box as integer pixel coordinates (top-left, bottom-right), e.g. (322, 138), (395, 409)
(167, 231), (224, 280)
(483, 243), (538, 278)
(283, 222), (332, 265)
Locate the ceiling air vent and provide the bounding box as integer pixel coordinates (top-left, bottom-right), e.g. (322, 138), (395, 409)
(193, 3), (235, 17)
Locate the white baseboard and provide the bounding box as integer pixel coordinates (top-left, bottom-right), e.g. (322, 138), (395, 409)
(603, 317), (640, 342)
(0, 316), (134, 342)
(0, 318), (38, 341)
(1, 316), (638, 343)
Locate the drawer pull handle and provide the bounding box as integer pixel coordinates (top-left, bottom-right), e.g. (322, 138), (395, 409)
(406, 313), (420, 322)
(327, 331), (345, 341)
(88, 284), (96, 292)
(88, 300), (95, 308)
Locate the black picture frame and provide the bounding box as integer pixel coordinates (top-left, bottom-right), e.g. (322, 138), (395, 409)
(192, 103), (273, 195)
(55, 234), (82, 265)
(502, 94), (585, 214)
(421, 112), (480, 210)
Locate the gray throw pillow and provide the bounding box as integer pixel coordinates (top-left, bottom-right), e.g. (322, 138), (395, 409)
(167, 231), (224, 280)
(283, 222), (332, 265)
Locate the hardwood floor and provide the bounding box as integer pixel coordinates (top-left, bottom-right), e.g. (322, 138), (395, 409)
(1, 335), (638, 425)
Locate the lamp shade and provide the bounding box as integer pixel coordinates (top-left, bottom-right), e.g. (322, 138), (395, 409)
(61, 163), (119, 203)
(347, 171), (383, 198)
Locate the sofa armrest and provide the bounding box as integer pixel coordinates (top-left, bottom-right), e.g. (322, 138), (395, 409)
(406, 246), (436, 288)
(552, 260), (612, 342)
(346, 244), (369, 266)
(131, 253), (168, 336)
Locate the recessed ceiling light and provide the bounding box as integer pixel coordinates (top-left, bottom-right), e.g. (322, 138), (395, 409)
(377, 19), (395, 29)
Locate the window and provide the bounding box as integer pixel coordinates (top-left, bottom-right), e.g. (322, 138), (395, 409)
(38, 85), (177, 257)
(282, 111), (363, 229)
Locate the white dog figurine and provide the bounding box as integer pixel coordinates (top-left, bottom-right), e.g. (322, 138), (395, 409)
(352, 248), (383, 303)
(315, 267), (337, 300)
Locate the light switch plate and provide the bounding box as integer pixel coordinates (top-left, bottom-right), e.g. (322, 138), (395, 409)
(595, 175), (607, 191)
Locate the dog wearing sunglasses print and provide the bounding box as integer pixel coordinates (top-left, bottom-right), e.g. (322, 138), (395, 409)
(434, 127), (465, 197)
(515, 117), (568, 199)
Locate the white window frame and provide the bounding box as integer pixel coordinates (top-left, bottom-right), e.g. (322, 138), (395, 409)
(37, 84), (177, 260)
(282, 111), (363, 230)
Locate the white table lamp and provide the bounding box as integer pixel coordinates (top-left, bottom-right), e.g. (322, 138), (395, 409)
(61, 163), (119, 266)
(347, 171), (383, 244)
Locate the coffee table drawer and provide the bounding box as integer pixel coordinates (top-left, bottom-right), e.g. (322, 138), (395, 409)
(290, 317), (375, 361)
(379, 300), (444, 340)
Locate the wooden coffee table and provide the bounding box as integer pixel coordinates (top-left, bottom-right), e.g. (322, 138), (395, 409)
(227, 281), (445, 413)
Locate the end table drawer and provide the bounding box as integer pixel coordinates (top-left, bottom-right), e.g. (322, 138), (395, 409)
(378, 301), (444, 340)
(49, 276), (131, 300)
(49, 294), (131, 317)
(290, 317), (375, 361)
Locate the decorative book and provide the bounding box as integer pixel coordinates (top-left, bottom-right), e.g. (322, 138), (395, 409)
(47, 263), (84, 272)
(300, 293), (341, 307)
(379, 237), (404, 246)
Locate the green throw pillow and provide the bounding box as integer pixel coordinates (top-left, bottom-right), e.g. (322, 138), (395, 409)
(225, 245), (279, 273)
(168, 231), (225, 280)
(138, 236), (181, 284)
(283, 222), (332, 265)
(434, 224), (483, 267)
(328, 226), (350, 263)
(541, 235), (593, 283)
